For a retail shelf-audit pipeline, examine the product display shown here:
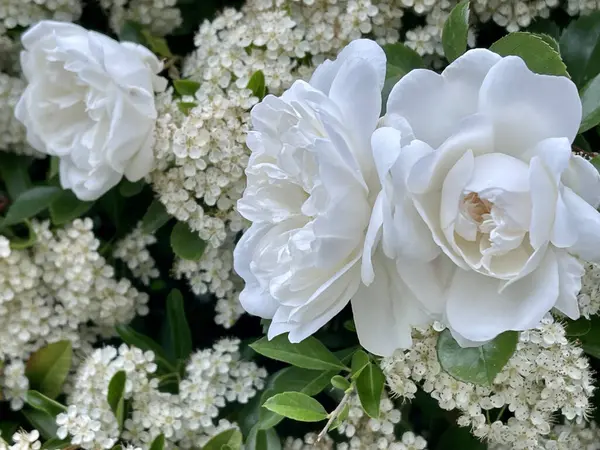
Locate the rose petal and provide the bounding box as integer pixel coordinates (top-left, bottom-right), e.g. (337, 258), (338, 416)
(562, 186), (600, 263)
(554, 250), (583, 320)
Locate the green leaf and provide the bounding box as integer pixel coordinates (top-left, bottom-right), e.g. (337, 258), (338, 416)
(174, 79), (201, 97)
(246, 427), (281, 450)
(381, 43), (424, 109)
(141, 200), (171, 234)
(272, 366), (336, 396)
(534, 33), (559, 52)
(116, 325), (175, 372)
(351, 350), (370, 380)
(591, 156), (600, 173)
(343, 320), (356, 332)
(263, 392), (328, 422)
(580, 72), (600, 133)
(178, 102), (197, 114)
(167, 289), (193, 361)
(149, 434), (165, 450)
(436, 425), (486, 449)
(25, 341), (72, 399)
(0, 153), (31, 199)
(41, 437), (71, 450)
(140, 30), (172, 58)
(355, 362), (384, 419)
(247, 70), (267, 99)
(566, 318), (592, 337)
(49, 190), (94, 225)
(21, 409), (59, 441)
(250, 334), (348, 371)
(331, 375), (351, 391)
(119, 21), (145, 44)
(258, 388), (285, 429)
(442, 0), (470, 63)
(329, 403), (349, 432)
(202, 428), (243, 450)
(559, 11), (600, 87)
(107, 371), (126, 429)
(490, 32), (568, 77)
(25, 391), (67, 417)
(1, 186), (62, 228)
(437, 329), (518, 386)
(6, 220), (37, 250)
(119, 179), (145, 198)
(170, 221), (207, 261)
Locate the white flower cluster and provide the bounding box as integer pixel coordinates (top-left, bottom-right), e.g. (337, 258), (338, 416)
(578, 262), (600, 318)
(283, 396), (427, 449)
(0, 430), (42, 450)
(490, 421), (600, 449)
(58, 339), (266, 449)
(0, 0), (82, 35)
(99, 0), (182, 36)
(113, 222), (159, 286)
(382, 319), (595, 449)
(565, 0), (600, 16)
(173, 235), (245, 328)
(0, 219), (148, 409)
(472, 0), (558, 32)
(0, 73), (38, 156)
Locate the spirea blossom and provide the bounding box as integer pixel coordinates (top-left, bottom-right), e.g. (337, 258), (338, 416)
(382, 318), (595, 448)
(113, 222), (159, 286)
(99, 0), (182, 36)
(58, 339), (266, 449)
(0, 218), (148, 409)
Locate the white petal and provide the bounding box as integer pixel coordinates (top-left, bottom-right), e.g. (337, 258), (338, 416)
(529, 156), (557, 249)
(465, 153), (529, 194)
(234, 223), (280, 318)
(446, 250), (559, 343)
(310, 39), (386, 95)
(352, 253), (430, 356)
(562, 155), (600, 208)
(562, 186), (600, 262)
(386, 49), (501, 148)
(361, 192), (384, 285)
(554, 250), (583, 320)
(479, 56), (582, 155)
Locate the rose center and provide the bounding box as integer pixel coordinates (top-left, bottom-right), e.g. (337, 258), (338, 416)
(463, 192), (493, 225)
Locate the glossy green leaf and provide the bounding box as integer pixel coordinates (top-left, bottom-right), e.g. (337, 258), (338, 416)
(49, 190), (94, 225)
(258, 387), (285, 429)
(141, 200), (171, 234)
(559, 11), (600, 87)
(107, 371), (126, 429)
(442, 0), (470, 62)
(578, 316), (600, 359)
(534, 33), (559, 52)
(141, 30), (172, 58)
(149, 434), (165, 450)
(25, 391), (67, 417)
(381, 43), (424, 109)
(119, 21), (145, 44)
(250, 334), (348, 371)
(490, 32), (568, 77)
(119, 179), (145, 198)
(566, 318), (592, 337)
(167, 289), (193, 360)
(170, 221), (207, 261)
(6, 220), (37, 250)
(21, 409), (59, 441)
(177, 102), (197, 115)
(202, 428), (243, 450)
(331, 375), (351, 391)
(272, 366), (337, 396)
(41, 437), (71, 449)
(0, 153), (31, 199)
(25, 341), (72, 399)
(437, 329), (518, 386)
(174, 79), (201, 97)
(1, 186), (62, 227)
(355, 362), (384, 419)
(263, 392), (328, 422)
(247, 70), (267, 99)
(246, 427), (282, 450)
(580, 72), (600, 133)
(351, 350), (370, 379)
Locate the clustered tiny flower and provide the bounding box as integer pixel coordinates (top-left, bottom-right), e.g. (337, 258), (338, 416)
(0, 74), (38, 157)
(99, 0), (182, 36)
(57, 339), (266, 449)
(382, 318), (595, 448)
(113, 222), (160, 286)
(0, 430), (42, 450)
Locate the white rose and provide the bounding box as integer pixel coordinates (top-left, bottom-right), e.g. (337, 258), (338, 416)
(376, 49), (600, 345)
(15, 21), (166, 201)
(234, 40), (430, 356)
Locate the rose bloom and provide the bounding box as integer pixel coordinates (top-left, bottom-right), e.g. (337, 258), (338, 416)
(15, 21), (166, 201)
(375, 49), (600, 346)
(234, 40), (431, 356)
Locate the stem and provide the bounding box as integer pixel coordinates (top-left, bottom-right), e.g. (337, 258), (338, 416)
(317, 387), (353, 442)
(495, 404), (507, 422)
